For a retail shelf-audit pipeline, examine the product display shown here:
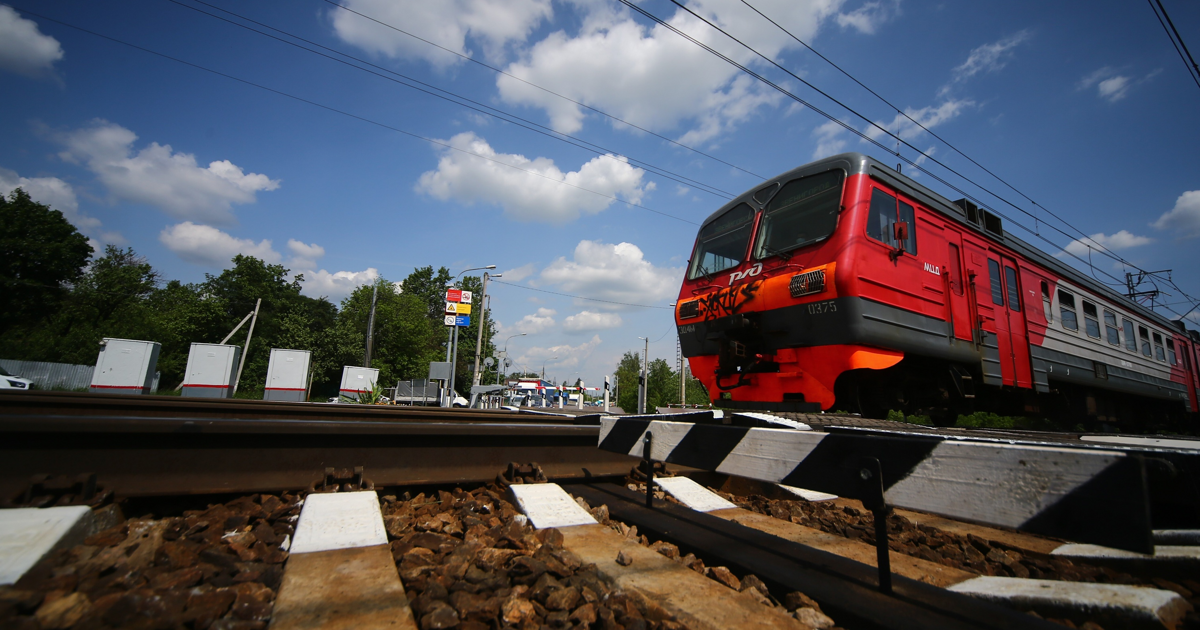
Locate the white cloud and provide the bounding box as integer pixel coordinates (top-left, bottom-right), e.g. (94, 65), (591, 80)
(812, 119), (848, 159)
(500, 263), (537, 282)
(510, 308), (557, 335)
(944, 30), (1031, 91)
(516, 335), (603, 372)
(416, 132), (652, 224)
(0, 6), (63, 78)
(328, 0), (552, 68)
(562, 310), (623, 333)
(287, 239), (326, 270)
(864, 99), (973, 142)
(1060, 230), (1153, 258)
(1151, 190), (1200, 238)
(496, 0), (841, 142)
(906, 145), (936, 178)
(1077, 67), (1159, 103)
(297, 268), (380, 301)
(55, 120), (279, 224)
(159, 222), (282, 267)
(539, 240), (683, 310)
(835, 0), (900, 35)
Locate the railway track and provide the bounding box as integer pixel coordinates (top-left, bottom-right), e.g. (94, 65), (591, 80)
(1, 391), (1197, 629)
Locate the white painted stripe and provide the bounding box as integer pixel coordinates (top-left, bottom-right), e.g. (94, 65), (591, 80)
(1079, 435), (1200, 450)
(654, 476), (737, 512)
(778, 485), (838, 501)
(289, 491), (388, 554)
(0, 506), (92, 586)
(886, 440), (1124, 529)
(948, 576), (1189, 628)
(509, 484), (597, 529)
(715, 427), (825, 482)
(637, 421), (698, 461)
(733, 412), (811, 430)
(1051, 543), (1200, 560)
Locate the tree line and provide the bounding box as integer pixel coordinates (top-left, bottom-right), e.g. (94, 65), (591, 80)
(0, 189), (495, 397)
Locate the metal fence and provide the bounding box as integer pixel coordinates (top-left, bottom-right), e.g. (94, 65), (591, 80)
(0, 359), (94, 391)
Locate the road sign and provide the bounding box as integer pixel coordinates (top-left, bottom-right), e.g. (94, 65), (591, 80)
(453, 303), (471, 315)
(446, 289), (462, 302)
(460, 291), (473, 304)
(444, 315), (456, 326)
(446, 302), (459, 314)
(455, 315), (470, 327)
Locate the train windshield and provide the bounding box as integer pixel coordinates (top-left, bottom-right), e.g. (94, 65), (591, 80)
(754, 170), (844, 259)
(688, 203), (756, 280)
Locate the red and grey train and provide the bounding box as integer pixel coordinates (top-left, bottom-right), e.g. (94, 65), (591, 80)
(675, 152), (1200, 424)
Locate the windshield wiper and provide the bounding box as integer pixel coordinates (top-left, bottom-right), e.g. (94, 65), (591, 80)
(761, 245), (793, 262)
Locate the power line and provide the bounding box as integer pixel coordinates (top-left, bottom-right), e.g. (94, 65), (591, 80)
(490, 279), (674, 310)
(14, 7), (698, 227)
(1148, 0), (1200, 91)
(317, 0), (766, 181)
(167, 0), (737, 201)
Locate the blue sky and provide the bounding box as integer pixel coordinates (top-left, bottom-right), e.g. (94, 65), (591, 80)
(2, 0), (1198, 386)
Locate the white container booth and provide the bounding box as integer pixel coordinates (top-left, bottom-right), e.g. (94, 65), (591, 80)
(264, 349), (311, 402)
(339, 366), (379, 401)
(90, 338), (161, 395)
(181, 343), (241, 398)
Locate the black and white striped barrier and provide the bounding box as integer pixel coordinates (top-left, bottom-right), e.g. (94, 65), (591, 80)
(598, 416), (1153, 553)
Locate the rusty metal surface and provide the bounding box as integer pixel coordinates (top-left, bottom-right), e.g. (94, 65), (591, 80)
(0, 391), (637, 499)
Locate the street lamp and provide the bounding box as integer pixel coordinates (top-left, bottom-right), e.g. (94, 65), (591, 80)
(471, 271), (501, 390)
(637, 336), (649, 414)
(444, 265), (496, 406)
(541, 356), (558, 381)
(498, 333), (526, 385)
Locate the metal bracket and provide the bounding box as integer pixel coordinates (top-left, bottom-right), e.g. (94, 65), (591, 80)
(496, 462), (547, 487)
(643, 431), (655, 508)
(310, 466), (374, 493)
(857, 457), (892, 594)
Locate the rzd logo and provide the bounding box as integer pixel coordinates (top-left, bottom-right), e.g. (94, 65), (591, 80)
(728, 263), (762, 285)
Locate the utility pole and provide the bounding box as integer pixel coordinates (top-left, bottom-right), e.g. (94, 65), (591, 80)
(364, 282), (379, 367)
(232, 298), (261, 396)
(678, 337), (686, 406)
(472, 272), (500, 387)
(637, 336), (648, 414)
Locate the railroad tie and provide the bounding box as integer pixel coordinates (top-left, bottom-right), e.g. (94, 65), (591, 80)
(268, 491), (417, 630)
(508, 483), (809, 630)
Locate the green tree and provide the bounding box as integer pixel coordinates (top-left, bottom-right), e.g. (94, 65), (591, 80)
(614, 351), (642, 412)
(0, 188), (92, 333)
(337, 277), (444, 386)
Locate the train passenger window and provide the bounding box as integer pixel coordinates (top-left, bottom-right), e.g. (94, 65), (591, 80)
(867, 189), (897, 246)
(948, 244), (964, 295)
(754, 171), (844, 260)
(1167, 339), (1178, 366)
(1103, 311), (1120, 345)
(1058, 290), (1078, 331)
(1004, 266), (1020, 312)
(898, 201), (918, 255)
(987, 260), (1005, 306)
(1041, 282), (1052, 322)
(688, 203), (756, 280)
(1139, 326), (1152, 357)
(1082, 302), (1100, 339)
(1153, 332), (1166, 362)
(1123, 320), (1137, 352)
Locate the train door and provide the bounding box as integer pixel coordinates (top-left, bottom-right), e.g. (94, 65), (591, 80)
(943, 229), (970, 341)
(986, 251), (1033, 388)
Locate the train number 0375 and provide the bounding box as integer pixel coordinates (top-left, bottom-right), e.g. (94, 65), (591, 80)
(807, 300), (837, 314)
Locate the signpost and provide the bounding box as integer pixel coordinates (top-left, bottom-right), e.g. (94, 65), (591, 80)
(444, 289), (474, 405)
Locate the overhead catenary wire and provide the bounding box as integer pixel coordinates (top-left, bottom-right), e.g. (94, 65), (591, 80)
(13, 7), (699, 227)
(633, 0), (1200, 321)
(166, 0), (737, 202)
(1147, 0), (1200, 91)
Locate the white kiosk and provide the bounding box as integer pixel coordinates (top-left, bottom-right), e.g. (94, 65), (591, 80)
(181, 343), (241, 398)
(263, 349), (311, 402)
(90, 338), (161, 395)
(339, 366), (379, 401)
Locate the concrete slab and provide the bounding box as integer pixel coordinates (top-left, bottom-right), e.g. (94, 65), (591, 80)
(508, 483), (597, 529)
(778, 485), (839, 502)
(948, 576), (1190, 630)
(0, 506), (93, 585)
(289, 491), (388, 554)
(1153, 530), (1200, 546)
(731, 412), (812, 430)
(559, 524), (806, 630)
(655, 477), (737, 512)
(1079, 435), (1200, 451)
(709, 508), (975, 588)
(1051, 543), (1200, 582)
(1052, 544), (1200, 560)
(269, 544), (416, 630)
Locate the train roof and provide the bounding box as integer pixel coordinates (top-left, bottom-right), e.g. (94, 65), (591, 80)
(698, 152), (1188, 335)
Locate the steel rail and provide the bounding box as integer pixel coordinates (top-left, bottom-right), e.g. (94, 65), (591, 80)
(570, 482), (1062, 630)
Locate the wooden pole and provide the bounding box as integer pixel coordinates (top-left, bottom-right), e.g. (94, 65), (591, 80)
(232, 298), (261, 396)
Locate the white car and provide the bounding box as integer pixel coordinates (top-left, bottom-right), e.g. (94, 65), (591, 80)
(0, 366), (33, 390)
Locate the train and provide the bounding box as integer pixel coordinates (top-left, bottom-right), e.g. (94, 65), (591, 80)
(675, 153), (1200, 425)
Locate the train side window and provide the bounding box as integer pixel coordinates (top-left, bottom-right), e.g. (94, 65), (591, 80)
(1153, 332), (1166, 362)
(1041, 282), (1052, 322)
(987, 260), (1005, 306)
(948, 244), (964, 295)
(1058, 290), (1078, 331)
(1139, 326), (1152, 357)
(867, 189), (897, 246)
(898, 201), (918, 255)
(1167, 339), (1178, 366)
(1004, 266), (1020, 311)
(1082, 302), (1100, 339)
(1123, 320), (1137, 352)
(1103, 311), (1120, 345)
